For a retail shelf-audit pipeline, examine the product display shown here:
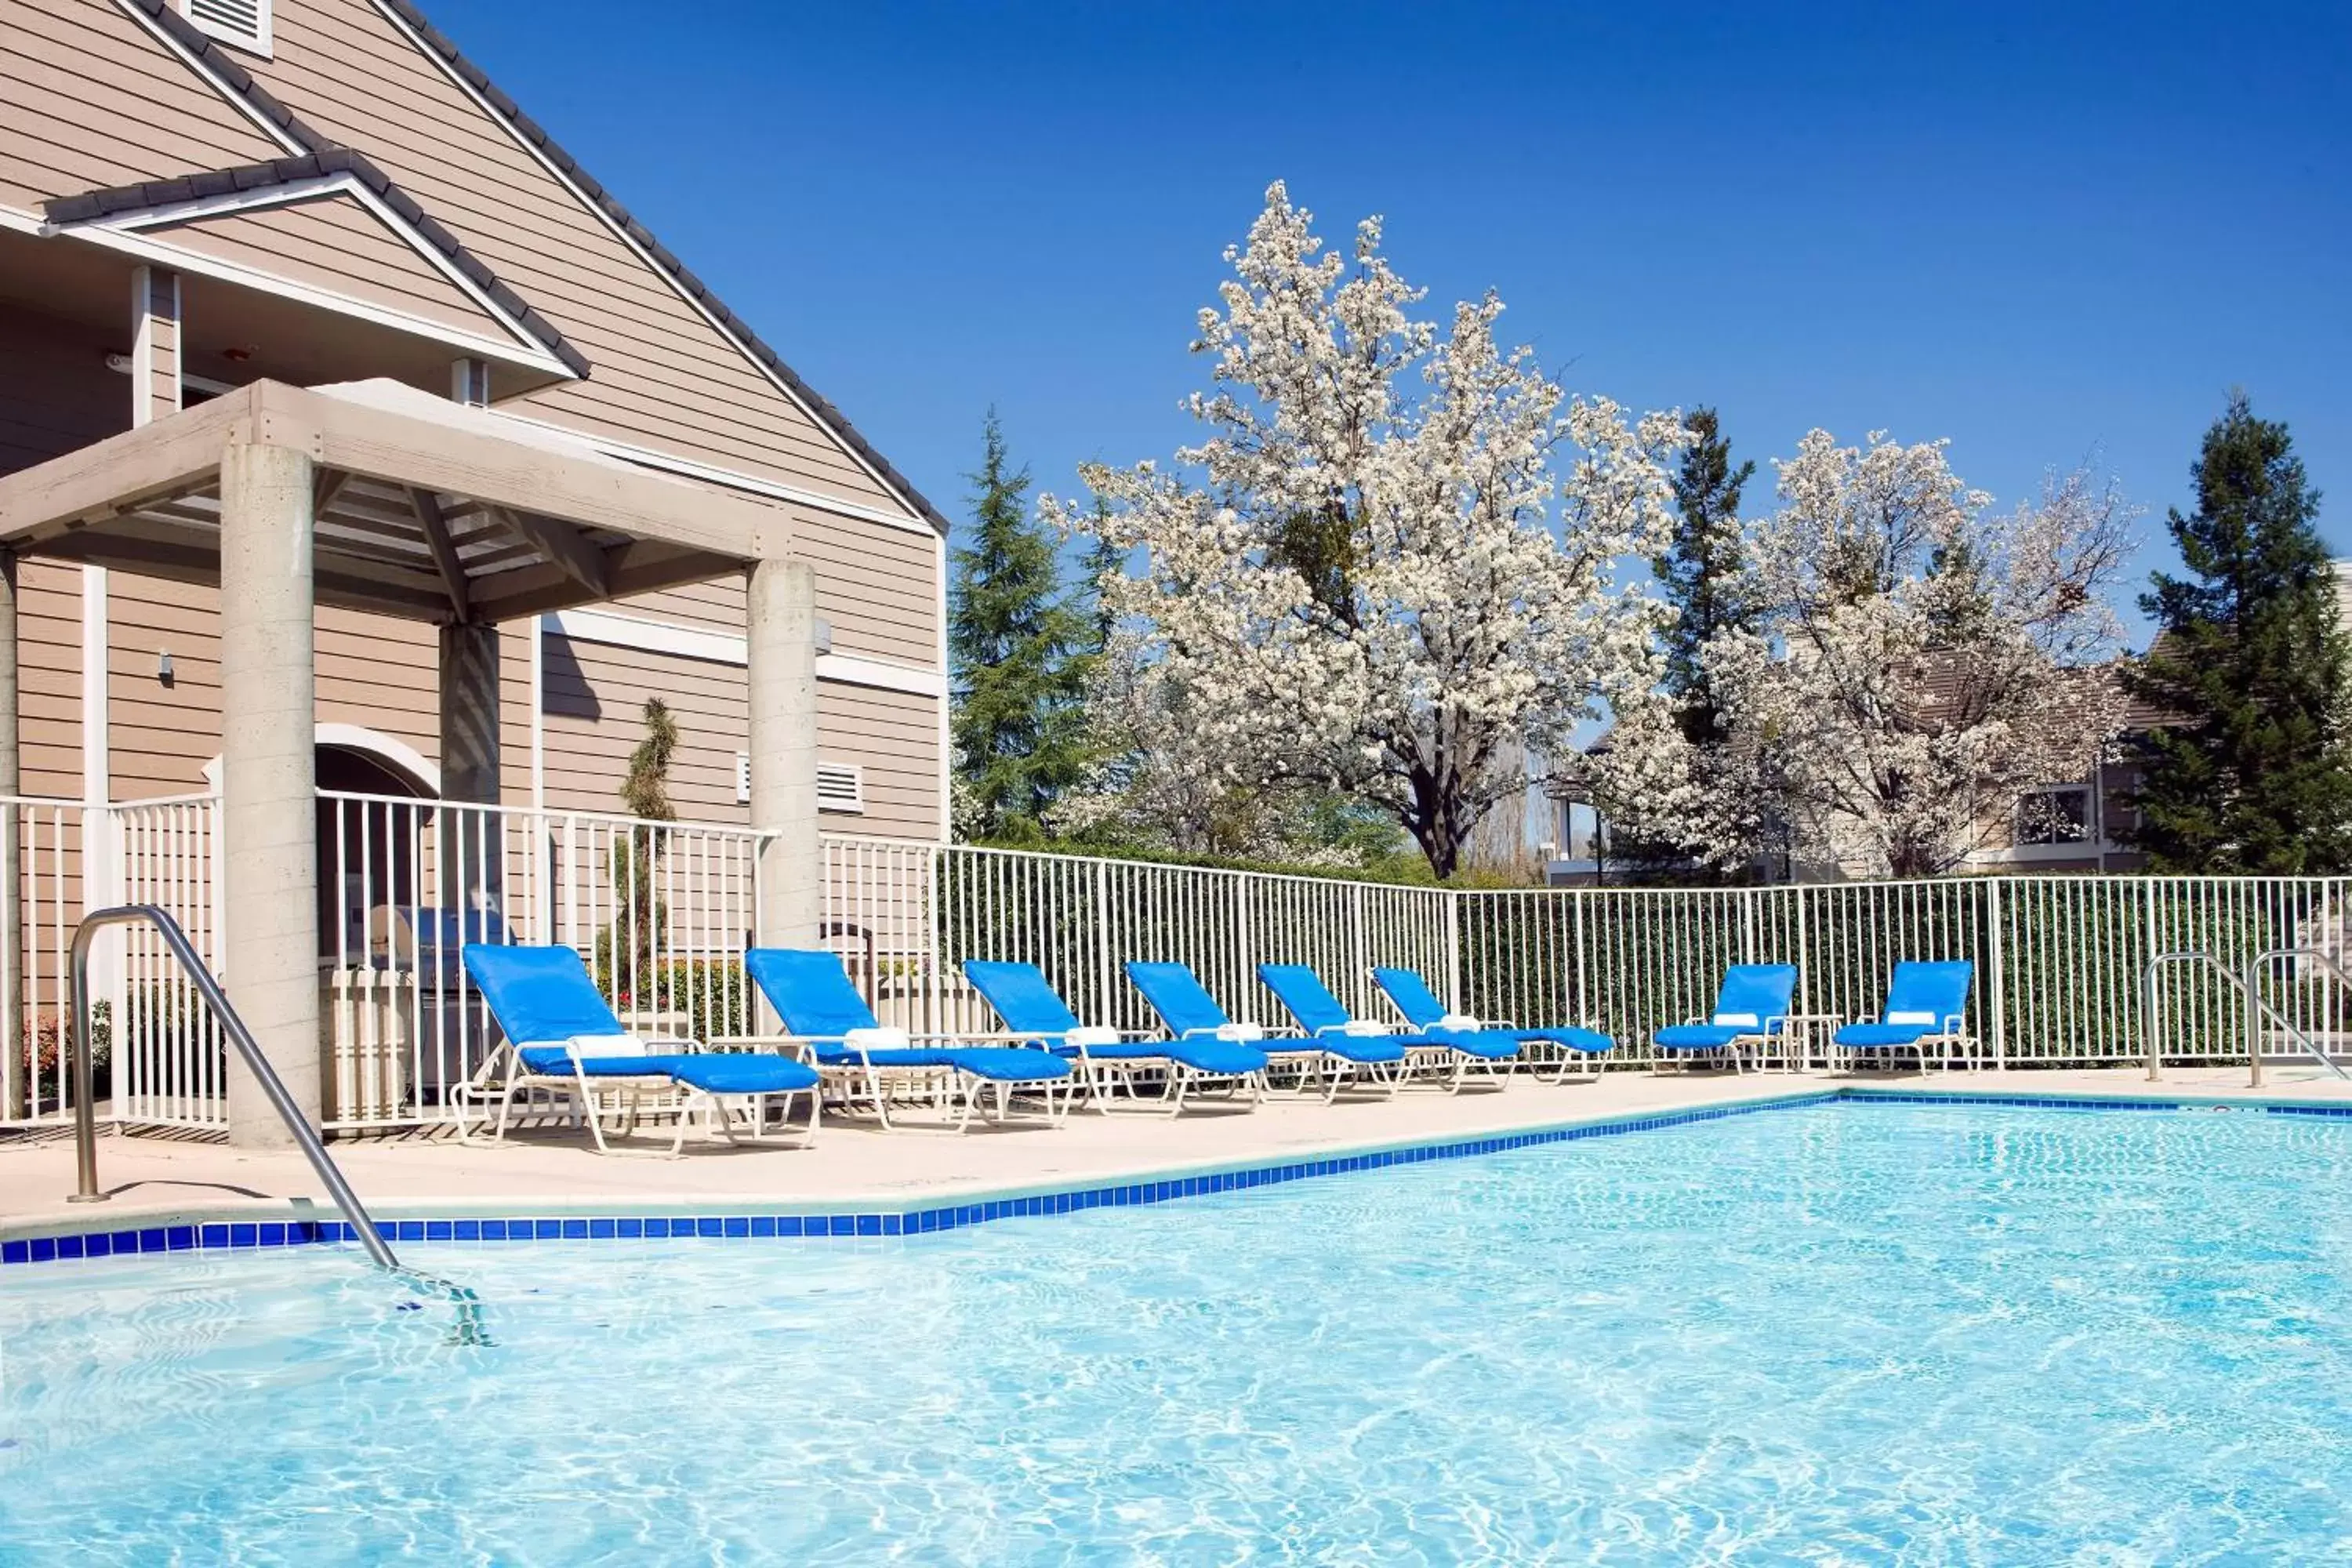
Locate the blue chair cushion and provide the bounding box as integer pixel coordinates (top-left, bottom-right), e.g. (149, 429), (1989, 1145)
(1653, 1023), (1749, 1051)
(1419, 1029), (1524, 1061)
(815, 1044), (1072, 1083)
(516, 1046), (818, 1094)
(1449, 1025), (1613, 1055)
(1050, 1039), (1269, 1076)
(1301, 1031), (1411, 1065)
(1835, 1022), (1935, 1049)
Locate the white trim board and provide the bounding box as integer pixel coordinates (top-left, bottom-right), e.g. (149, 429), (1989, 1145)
(368, 0), (931, 532)
(543, 608), (946, 699)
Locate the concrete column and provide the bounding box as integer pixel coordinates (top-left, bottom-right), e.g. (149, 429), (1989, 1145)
(219, 440), (319, 1147)
(0, 554), (18, 1119)
(746, 559), (819, 951)
(437, 621), (502, 913)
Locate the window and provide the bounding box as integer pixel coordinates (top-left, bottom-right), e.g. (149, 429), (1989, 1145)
(180, 0), (271, 56)
(2015, 786), (2091, 846)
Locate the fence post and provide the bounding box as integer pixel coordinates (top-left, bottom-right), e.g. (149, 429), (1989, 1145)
(1349, 880), (1367, 1014)
(924, 844), (943, 1038)
(1446, 888), (1464, 1008)
(1984, 877), (2006, 1070)
(1093, 856), (1112, 1026)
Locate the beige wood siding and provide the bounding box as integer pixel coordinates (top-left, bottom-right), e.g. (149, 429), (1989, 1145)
(789, 506), (942, 667)
(102, 576), (444, 801)
(539, 633), (747, 824)
(610, 507), (942, 671)
(539, 630), (941, 840)
(239, 0), (913, 518)
(0, 306), (130, 477)
(152, 191), (521, 340)
(815, 681), (942, 840)
(0, 1), (285, 212)
(16, 561), (87, 801)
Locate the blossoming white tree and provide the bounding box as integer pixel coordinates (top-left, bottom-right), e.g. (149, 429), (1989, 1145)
(1045, 183), (1687, 878)
(1591, 432), (2137, 878)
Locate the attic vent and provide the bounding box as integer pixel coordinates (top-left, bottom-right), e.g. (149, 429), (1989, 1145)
(180, 0), (272, 54)
(816, 764), (864, 815)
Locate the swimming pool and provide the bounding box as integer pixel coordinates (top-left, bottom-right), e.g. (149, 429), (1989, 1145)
(2, 1098), (2349, 1563)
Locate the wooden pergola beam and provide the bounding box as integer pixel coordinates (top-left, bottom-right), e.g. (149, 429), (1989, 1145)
(492, 505), (609, 599)
(407, 487), (470, 622)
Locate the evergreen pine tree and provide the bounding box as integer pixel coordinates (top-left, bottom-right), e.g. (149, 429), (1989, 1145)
(1618, 408), (1759, 880)
(949, 411), (1093, 840)
(1655, 408), (1759, 744)
(2123, 394), (2352, 873)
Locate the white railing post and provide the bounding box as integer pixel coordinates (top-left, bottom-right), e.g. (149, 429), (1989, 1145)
(1985, 877), (2006, 1070)
(1446, 887), (1464, 1008)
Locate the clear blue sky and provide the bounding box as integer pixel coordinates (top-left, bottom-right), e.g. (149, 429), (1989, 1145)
(428, 0), (2351, 637)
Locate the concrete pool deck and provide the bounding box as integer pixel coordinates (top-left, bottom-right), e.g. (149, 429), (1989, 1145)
(5, 1064), (2352, 1243)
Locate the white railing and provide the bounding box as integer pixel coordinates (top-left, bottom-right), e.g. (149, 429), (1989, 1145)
(316, 790), (767, 1131)
(2, 794), (223, 1129)
(9, 788), (2351, 1136)
(821, 837), (1453, 1040)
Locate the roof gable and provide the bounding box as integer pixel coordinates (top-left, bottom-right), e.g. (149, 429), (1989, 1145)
(44, 148), (586, 376)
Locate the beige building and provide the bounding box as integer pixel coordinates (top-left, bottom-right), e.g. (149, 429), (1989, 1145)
(2, 0), (949, 837)
(0, 0), (953, 1143)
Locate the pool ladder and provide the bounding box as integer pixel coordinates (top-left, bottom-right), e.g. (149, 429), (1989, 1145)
(2141, 948), (2352, 1087)
(65, 905), (400, 1270)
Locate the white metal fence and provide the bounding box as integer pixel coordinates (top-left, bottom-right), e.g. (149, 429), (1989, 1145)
(7, 792), (2350, 1136)
(1, 794), (223, 1129)
(315, 790), (767, 1131)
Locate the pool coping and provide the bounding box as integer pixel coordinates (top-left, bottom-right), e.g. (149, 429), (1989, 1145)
(5, 1082), (2349, 1266)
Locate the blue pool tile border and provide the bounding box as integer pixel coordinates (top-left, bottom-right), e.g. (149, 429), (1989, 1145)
(5, 1085), (2347, 1267)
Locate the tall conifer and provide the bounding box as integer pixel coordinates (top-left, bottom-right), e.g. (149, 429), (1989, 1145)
(949, 412), (1092, 839)
(2125, 394), (2352, 872)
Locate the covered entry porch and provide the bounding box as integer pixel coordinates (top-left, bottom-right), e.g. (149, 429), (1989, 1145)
(0, 379), (825, 1147)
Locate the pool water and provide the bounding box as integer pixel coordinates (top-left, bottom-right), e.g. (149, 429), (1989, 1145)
(4, 1101), (2351, 1564)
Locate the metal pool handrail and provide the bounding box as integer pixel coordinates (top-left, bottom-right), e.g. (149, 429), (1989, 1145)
(67, 905), (399, 1271)
(2240, 948), (2352, 1087)
(2141, 952), (2257, 1084)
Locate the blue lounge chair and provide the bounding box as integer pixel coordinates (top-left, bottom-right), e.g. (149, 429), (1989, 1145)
(961, 959), (1270, 1114)
(1834, 960), (1975, 1072)
(1254, 964), (1417, 1098)
(1124, 960), (1386, 1104)
(1370, 965), (1615, 1087)
(462, 943), (819, 1156)
(1653, 964), (1800, 1073)
(744, 949), (1076, 1131)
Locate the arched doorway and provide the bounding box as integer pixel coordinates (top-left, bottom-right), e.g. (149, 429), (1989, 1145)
(315, 740), (436, 960)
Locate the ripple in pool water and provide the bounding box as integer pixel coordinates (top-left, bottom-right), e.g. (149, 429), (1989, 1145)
(2, 1101), (2350, 1565)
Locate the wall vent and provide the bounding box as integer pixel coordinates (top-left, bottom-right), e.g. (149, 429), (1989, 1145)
(739, 757), (865, 814)
(181, 0), (272, 55)
(816, 763), (864, 815)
